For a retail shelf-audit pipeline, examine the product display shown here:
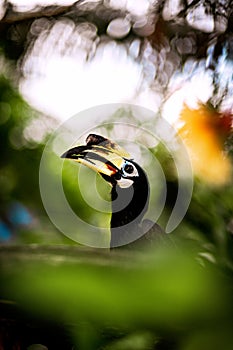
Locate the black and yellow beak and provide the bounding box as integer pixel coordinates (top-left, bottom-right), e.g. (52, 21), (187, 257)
(61, 134), (131, 182)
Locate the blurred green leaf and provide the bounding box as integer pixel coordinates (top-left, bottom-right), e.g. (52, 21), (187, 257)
(0, 243), (232, 349)
(0, 244), (229, 329)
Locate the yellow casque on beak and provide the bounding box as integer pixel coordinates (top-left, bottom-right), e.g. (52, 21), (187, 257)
(61, 134), (131, 178)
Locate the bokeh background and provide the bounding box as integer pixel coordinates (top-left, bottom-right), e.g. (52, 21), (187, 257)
(0, 1), (233, 349)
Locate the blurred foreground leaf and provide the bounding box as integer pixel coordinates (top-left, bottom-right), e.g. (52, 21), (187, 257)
(0, 243), (232, 349)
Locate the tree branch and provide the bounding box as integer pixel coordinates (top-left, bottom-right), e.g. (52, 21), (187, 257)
(1, 3), (75, 23)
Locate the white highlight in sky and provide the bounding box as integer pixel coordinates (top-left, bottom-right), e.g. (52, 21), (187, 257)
(20, 41), (143, 120)
(163, 66), (214, 124)
(9, 0), (75, 12)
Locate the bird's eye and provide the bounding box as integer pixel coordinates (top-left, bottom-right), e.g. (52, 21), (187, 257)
(122, 162), (138, 177)
(124, 163), (134, 174)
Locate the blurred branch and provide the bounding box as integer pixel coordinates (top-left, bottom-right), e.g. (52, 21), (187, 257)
(1, 3), (74, 23)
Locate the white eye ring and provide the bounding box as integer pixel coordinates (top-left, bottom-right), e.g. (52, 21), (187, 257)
(122, 161), (139, 177)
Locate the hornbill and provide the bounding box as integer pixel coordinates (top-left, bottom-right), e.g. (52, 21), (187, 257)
(61, 134), (163, 248)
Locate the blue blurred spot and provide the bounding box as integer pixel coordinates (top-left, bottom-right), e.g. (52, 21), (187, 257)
(0, 221), (11, 241)
(8, 202), (32, 226)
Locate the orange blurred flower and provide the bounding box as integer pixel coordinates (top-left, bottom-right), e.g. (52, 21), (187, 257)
(178, 103), (232, 185)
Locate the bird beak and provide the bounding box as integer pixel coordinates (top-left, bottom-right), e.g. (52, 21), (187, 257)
(61, 134), (131, 180)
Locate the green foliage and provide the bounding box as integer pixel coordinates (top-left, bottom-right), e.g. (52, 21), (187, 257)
(0, 75), (73, 244)
(0, 243), (232, 350)
(0, 75), (42, 206)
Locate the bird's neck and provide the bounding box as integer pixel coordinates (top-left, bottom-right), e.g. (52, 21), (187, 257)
(110, 181), (149, 248)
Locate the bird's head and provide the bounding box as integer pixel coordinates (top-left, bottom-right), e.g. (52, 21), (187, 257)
(61, 134), (151, 247)
(61, 134), (147, 190)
